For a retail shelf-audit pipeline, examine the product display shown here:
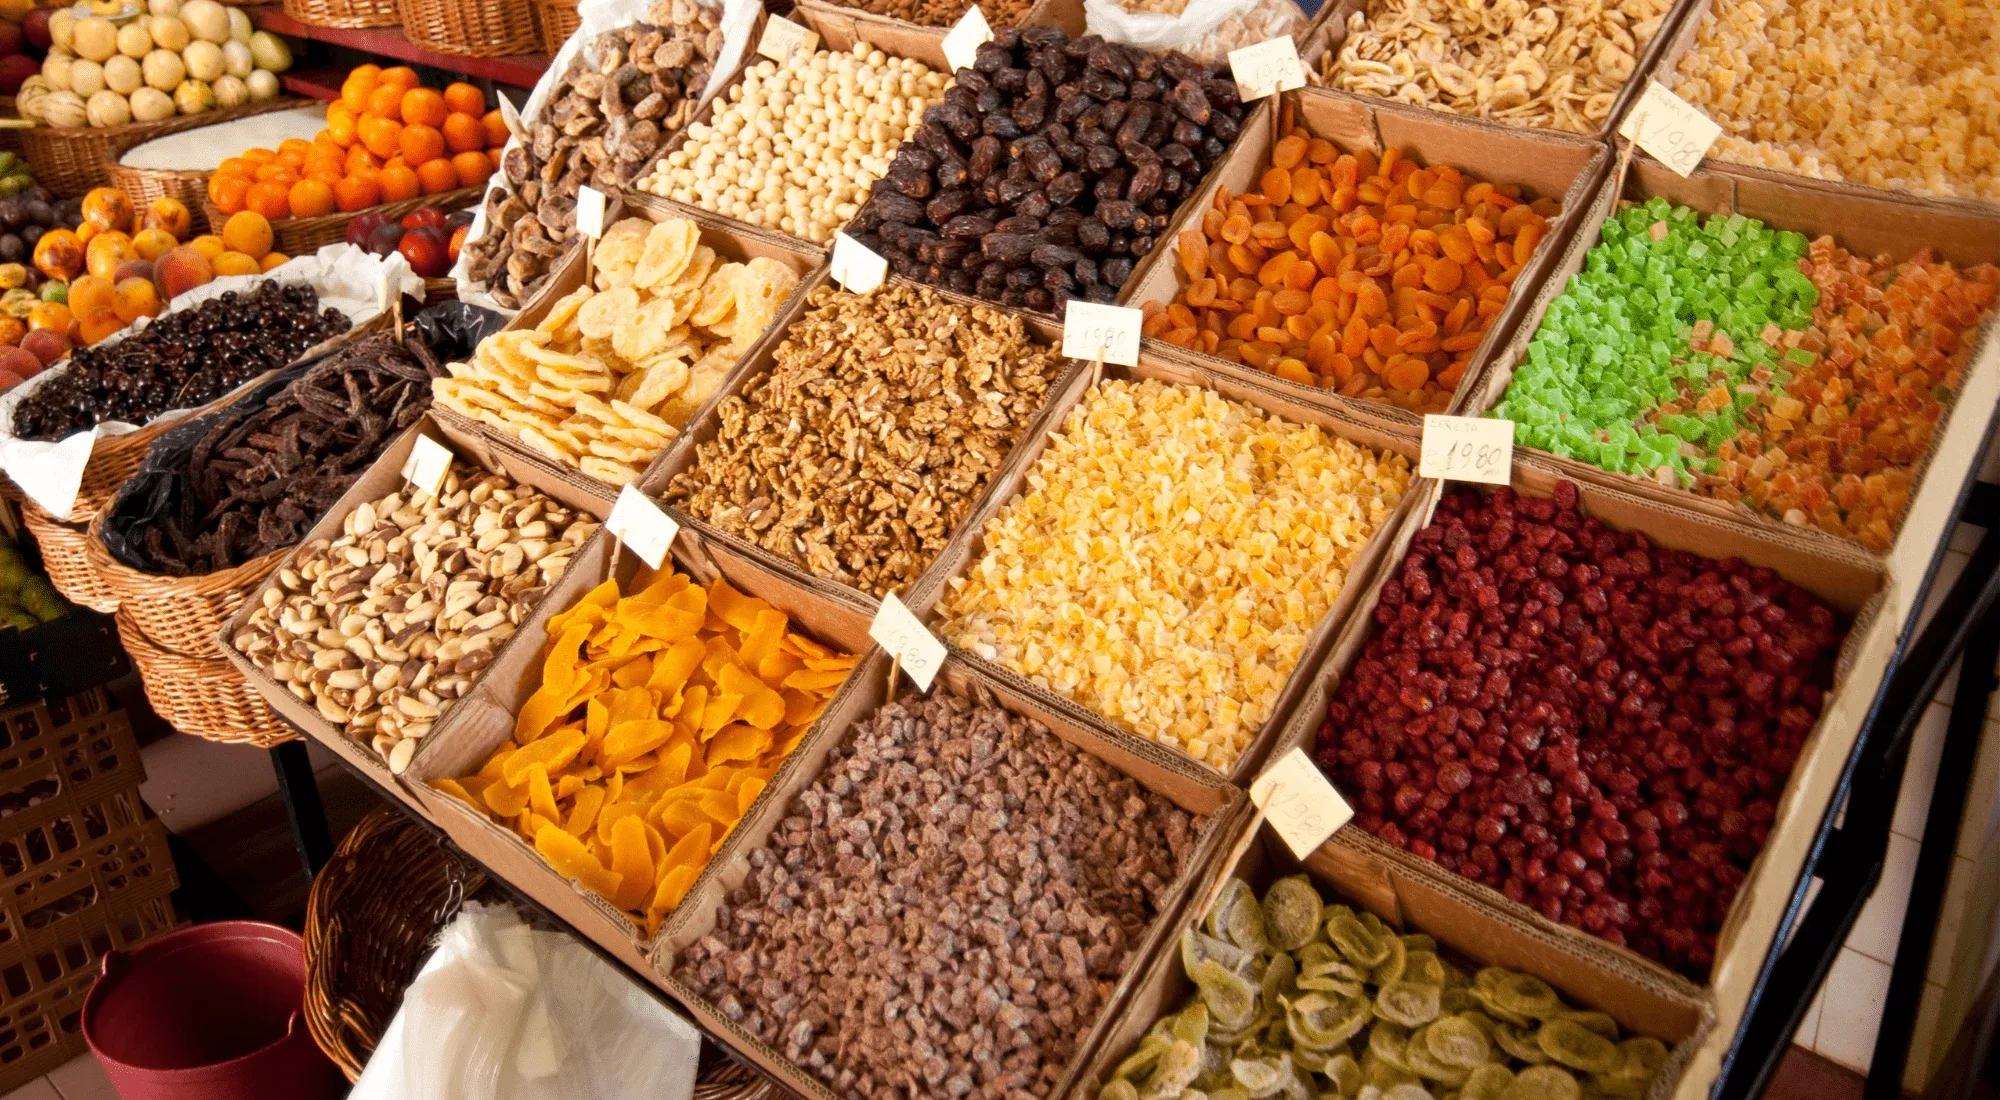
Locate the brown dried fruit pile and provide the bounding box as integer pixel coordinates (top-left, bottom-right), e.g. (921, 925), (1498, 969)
(465, 0), (726, 309)
(663, 283), (1062, 597)
(679, 690), (1201, 1100)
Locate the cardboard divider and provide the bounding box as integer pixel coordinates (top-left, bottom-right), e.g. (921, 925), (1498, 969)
(1075, 820), (1714, 1100)
(1459, 158), (2000, 566)
(1258, 460), (1890, 1020)
(638, 263), (1086, 626)
(399, 528), (875, 976)
(913, 345), (1425, 788)
(648, 649), (1253, 1100)
(435, 206), (823, 506)
(216, 411), (616, 819)
(1124, 86), (1610, 426)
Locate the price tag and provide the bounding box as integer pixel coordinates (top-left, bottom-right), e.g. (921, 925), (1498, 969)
(941, 5), (993, 74)
(1250, 747), (1353, 859)
(870, 592), (946, 692)
(496, 91), (525, 140)
(1061, 301), (1142, 366)
(576, 186), (607, 239)
(830, 233), (888, 294)
(1420, 414), (1514, 485)
(756, 15), (818, 62)
(1617, 81), (1721, 178)
(1228, 36), (1306, 102)
(400, 434), (453, 498)
(606, 484), (680, 570)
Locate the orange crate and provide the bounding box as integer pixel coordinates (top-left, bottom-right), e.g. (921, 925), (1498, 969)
(0, 822), (176, 964)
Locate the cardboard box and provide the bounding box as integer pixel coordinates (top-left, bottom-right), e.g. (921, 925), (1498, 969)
(1076, 821), (1714, 1100)
(1459, 159), (2000, 596)
(1258, 460), (1900, 1100)
(400, 532), (876, 975)
(647, 649), (1254, 1100)
(911, 340), (1423, 787)
(217, 411), (617, 819)
(1122, 87), (1609, 426)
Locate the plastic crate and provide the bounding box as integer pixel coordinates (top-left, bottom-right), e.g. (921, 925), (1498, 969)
(0, 821), (176, 964)
(0, 688), (143, 846)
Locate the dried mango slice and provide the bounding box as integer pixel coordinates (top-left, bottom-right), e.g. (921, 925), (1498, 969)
(430, 778), (478, 806)
(603, 719), (676, 769)
(565, 786), (606, 837)
(526, 765), (560, 823)
(503, 728), (588, 787)
(651, 863), (701, 913)
(708, 577), (773, 632)
(708, 723), (770, 765)
(533, 824), (623, 901)
(483, 778), (530, 818)
(609, 816), (656, 912)
(648, 637), (705, 696)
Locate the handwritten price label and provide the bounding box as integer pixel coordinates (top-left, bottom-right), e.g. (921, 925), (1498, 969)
(1420, 414), (1514, 485)
(1617, 81), (1721, 178)
(871, 592), (946, 691)
(941, 5), (993, 74)
(576, 186), (607, 239)
(606, 484), (680, 570)
(400, 434), (453, 498)
(1060, 301), (1142, 366)
(830, 233), (888, 294)
(1228, 36), (1306, 102)
(1250, 748), (1353, 858)
(757, 16), (818, 63)
(496, 92), (525, 141)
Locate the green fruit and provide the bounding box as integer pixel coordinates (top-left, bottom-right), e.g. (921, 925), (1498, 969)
(0, 153), (20, 175)
(0, 176), (28, 197)
(38, 280), (66, 304)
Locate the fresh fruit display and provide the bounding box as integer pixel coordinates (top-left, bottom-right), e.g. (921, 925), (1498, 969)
(0, 187), (81, 389)
(0, 534), (69, 631)
(208, 68), (499, 221)
(14, 0), (291, 128)
(342, 205), (471, 278)
(0, 13), (38, 96)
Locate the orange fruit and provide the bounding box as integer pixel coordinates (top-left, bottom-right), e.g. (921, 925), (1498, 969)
(325, 103), (359, 147)
(75, 222), (98, 245)
(254, 161), (298, 184)
(359, 116), (403, 160)
(451, 150), (495, 189)
(288, 178), (336, 218)
(307, 165), (344, 187)
(366, 83), (404, 119)
(222, 211), (274, 258)
(217, 156), (255, 178)
(341, 64), (381, 110)
(212, 251), (260, 277)
(131, 227), (177, 261)
(66, 274), (114, 318)
(443, 82), (484, 117)
(481, 110), (511, 149)
(259, 252), (291, 272)
(344, 144), (380, 177)
(241, 147), (276, 164)
(77, 309), (123, 347)
(245, 181), (291, 220)
(400, 88), (446, 128)
(377, 163), (421, 202)
(28, 301), (70, 333)
(188, 235), (226, 261)
(278, 138), (314, 161)
(416, 159), (460, 195)
(208, 173), (251, 215)
(398, 123), (444, 167)
(378, 66), (418, 91)
(332, 175), (381, 212)
(441, 113), (484, 154)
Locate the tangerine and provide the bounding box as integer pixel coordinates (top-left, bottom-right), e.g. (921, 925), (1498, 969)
(339, 64), (381, 113)
(259, 252), (291, 272)
(207, 173), (250, 215)
(442, 112), (484, 154)
(398, 123), (444, 167)
(344, 144), (380, 177)
(253, 161), (298, 184)
(443, 82), (484, 117)
(66, 275), (114, 318)
(378, 66), (419, 92)
(325, 108), (358, 148)
(359, 116), (403, 160)
(245, 181), (291, 220)
(216, 156), (255, 177)
(306, 163), (344, 186)
(240, 147), (275, 164)
(188, 235), (226, 261)
(451, 150), (494, 189)
(377, 163), (420, 202)
(481, 109), (510, 148)
(400, 88), (446, 128)
(288, 178), (336, 218)
(366, 83), (404, 118)
(332, 175), (380, 212)
(278, 137), (314, 161)
(416, 159), (460, 195)
(212, 251), (260, 277)
(222, 211), (274, 259)
(77, 309), (123, 347)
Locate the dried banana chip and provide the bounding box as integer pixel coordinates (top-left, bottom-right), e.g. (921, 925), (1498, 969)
(1500, 1065), (1580, 1100)
(1493, 1022), (1550, 1065)
(1262, 875), (1323, 952)
(1465, 1064), (1516, 1100)
(1537, 1019), (1621, 1075)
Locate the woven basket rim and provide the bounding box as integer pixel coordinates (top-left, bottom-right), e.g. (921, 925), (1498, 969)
(22, 97), (314, 145)
(83, 508), (290, 602)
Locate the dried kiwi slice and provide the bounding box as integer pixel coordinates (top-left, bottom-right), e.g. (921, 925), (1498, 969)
(1292, 991), (1375, 1050)
(1405, 951), (1448, 988)
(1364, 1048), (1423, 1091)
(1186, 928), (1258, 981)
(1328, 913), (1392, 969)
(1144, 1039), (1204, 1100)
(1115, 1034), (1175, 1081)
(1537, 1019), (1623, 1075)
(1591, 1072), (1648, 1099)
(1263, 876), (1324, 952)
(1488, 973), (1563, 1020)
(1458, 1010), (1500, 1039)
(1231, 1056), (1289, 1099)
(1377, 980), (1445, 1028)
(1493, 1022), (1550, 1065)
(1500, 1065), (1581, 1100)
(1386, 1083), (1438, 1100)
(1100, 1080), (1142, 1100)
(1561, 1012), (1619, 1040)
(1209, 879), (1270, 955)
(1402, 1024), (1473, 1085)
(1424, 1015), (1494, 1069)
(1263, 951), (1298, 1009)
(1192, 958), (1260, 1029)
(1175, 1003), (1212, 1047)
(1373, 935), (1410, 985)
(1614, 1037), (1668, 1081)
(1464, 1064), (1517, 1100)
(1326, 1053), (1364, 1098)
(1370, 1020), (1414, 1072)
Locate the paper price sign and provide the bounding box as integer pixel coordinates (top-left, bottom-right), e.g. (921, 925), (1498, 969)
(1420, 414), (1514, 485)
(757, 16), (818, 63)
(606, 485), (680, 570)
(1617, 81), (1721, 178)
(497, 91), (525, 140)
(1250, 748), (1353, 858)
(576, 186), (608, 239)
(830, 233), (888, 293)
(400, 434), (453, 497)
(1061, 301), (1141, 366)
(870, 592), (945, 691)
(1229, 37), (1306, 102)
(941, 5), (993, 74)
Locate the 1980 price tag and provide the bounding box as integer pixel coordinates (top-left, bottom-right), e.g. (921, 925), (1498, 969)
(1060, 300), (1141, 366)
(941, 5), (993, 74)
(400, 434), (453, 498)
(1228, 37), (1306, 102)
(606, 484), (679, 570)
(1250, 748), (1353, 858)
(830, 233), (888, 294)
(870, 592), (946, 691)
(576, 186), (607, 239)
(757, 16), (818, 62)
(1420, 414), (1514, 485)
(1617, 81), (1721, 178)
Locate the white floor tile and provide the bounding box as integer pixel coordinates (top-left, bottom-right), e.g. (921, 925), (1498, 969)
(1849, 832), (1920, 963)
(1927, 855), (1977, 988)
(1814, 947), (1893, 1072)
(1794, 981), (1828, 1049)
(0, 1079), (60, 1100)
(1895, 703), (1950, 839)
(44, 1056), (116, 1100)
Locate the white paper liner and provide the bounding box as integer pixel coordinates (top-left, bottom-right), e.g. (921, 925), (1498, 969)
(0, 243), (422, 521)
(450, 0), (760, 311)
(116, 106), (329, 171)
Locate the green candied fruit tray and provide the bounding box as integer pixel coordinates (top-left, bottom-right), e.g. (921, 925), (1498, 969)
(1490, 197), (1819, 483)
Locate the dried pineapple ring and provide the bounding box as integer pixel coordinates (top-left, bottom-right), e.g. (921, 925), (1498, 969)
(634, 219), (700, 289)
(577, 286), (640, 340)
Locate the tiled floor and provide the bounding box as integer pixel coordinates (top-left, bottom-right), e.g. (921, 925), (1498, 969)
(2, 1054), (118, 1100)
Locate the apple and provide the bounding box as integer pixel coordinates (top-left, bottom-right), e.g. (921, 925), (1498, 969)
(20, 8), (48, 50)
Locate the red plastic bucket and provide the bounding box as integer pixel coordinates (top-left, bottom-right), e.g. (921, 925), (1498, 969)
(81, 921), (345, 1100)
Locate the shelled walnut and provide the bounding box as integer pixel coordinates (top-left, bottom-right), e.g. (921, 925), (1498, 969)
(464, 0), (726, 309)
(230, 464), (600, 773)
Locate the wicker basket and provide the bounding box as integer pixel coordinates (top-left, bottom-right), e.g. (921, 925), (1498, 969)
(0, 97), (20, 159)
(83, 513), (286, 659)
(302, 811), (779, 1095)
(398, 0), (542, 58)
(422, 276), (457, 304)
(284, 0), (400, 27)
(204, 187), (481, 257)
(114, 611), (294, 745)
(20, 99), (309, 199)
(533, 0), (580, 52)
(19, 501), (120, 613)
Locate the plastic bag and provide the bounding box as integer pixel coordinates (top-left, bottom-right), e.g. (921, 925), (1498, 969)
(351, 903), (703, 1100)
(413, 300), (510, 362)
(1084, 0), (1309, 66)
